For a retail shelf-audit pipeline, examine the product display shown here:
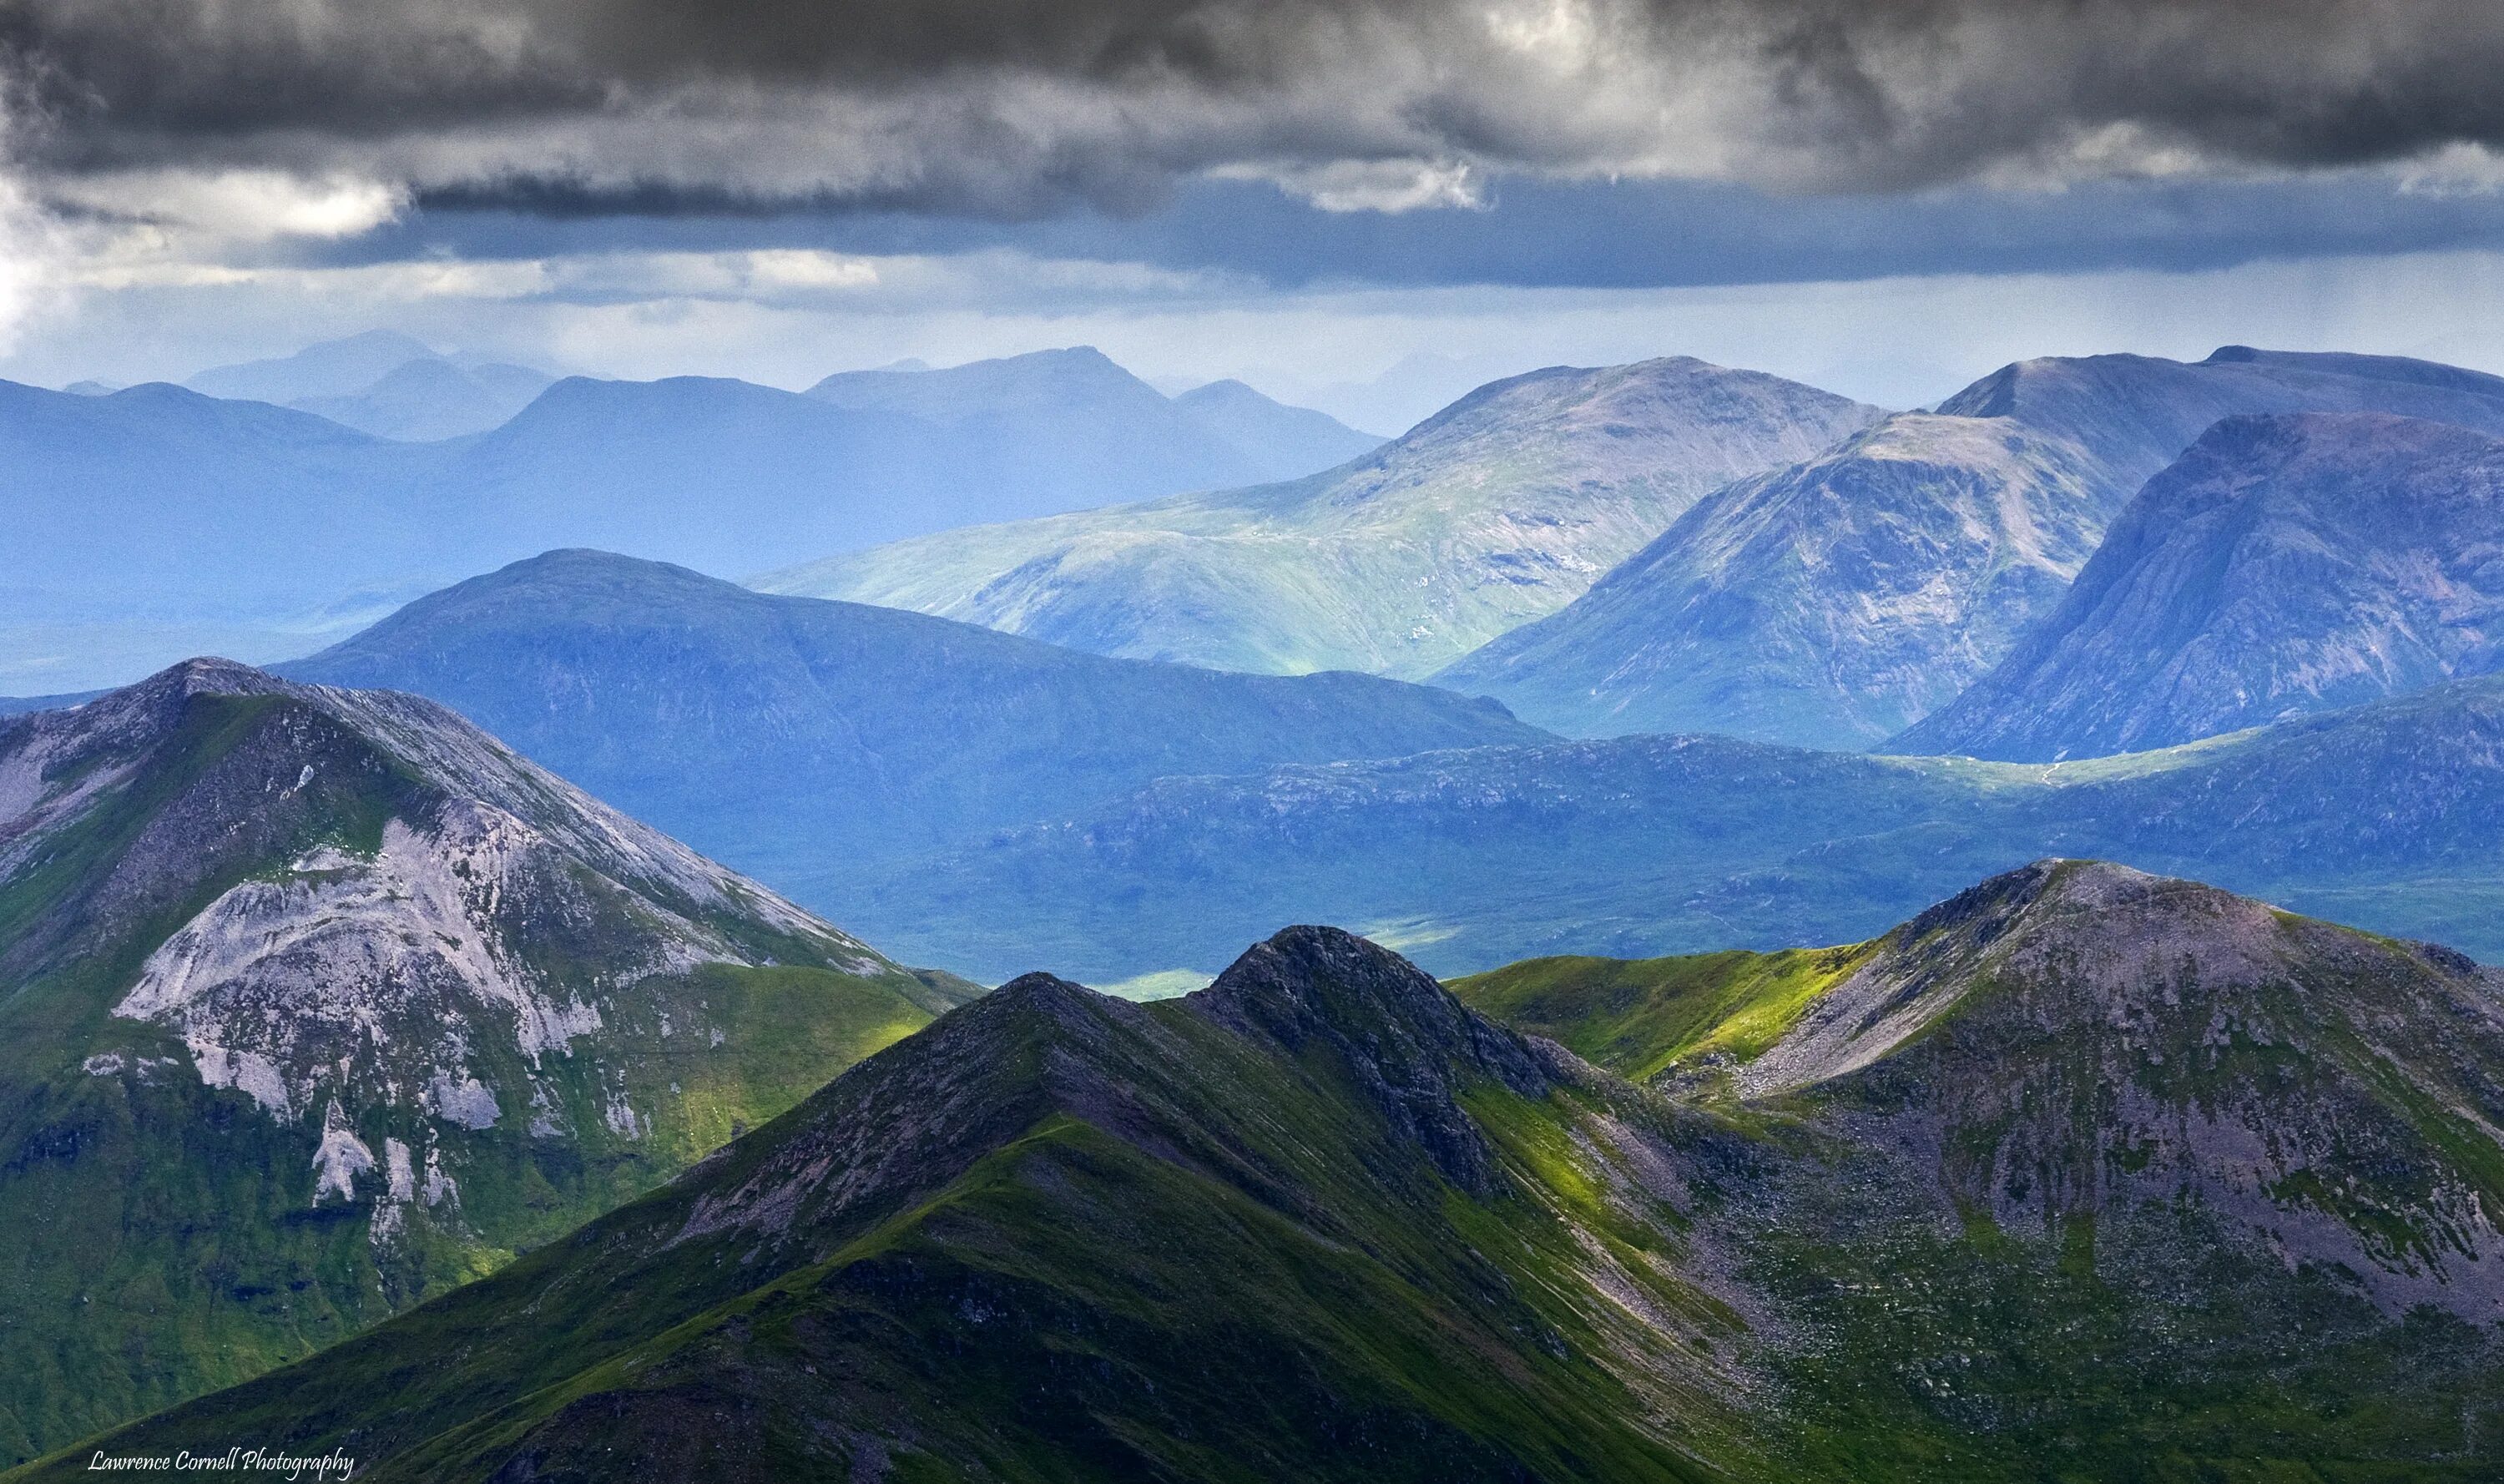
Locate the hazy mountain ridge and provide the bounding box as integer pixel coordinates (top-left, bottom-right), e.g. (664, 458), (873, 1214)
(760, 356), (1886, 679)
(1441, 346), (2504, 747)
(1892, 411), (2504, 760)
(4, 347), (1373, 691)
(0, 659), (973, 1462)
(185, 330), (556, 442)
(836, 669), (2504, 981)
(34, 867), (2504, 1480)
(284, 549), (1548, 905)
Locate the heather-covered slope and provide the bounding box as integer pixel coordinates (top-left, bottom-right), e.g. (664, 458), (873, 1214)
(1894, 412), (2504, 760)
(37, 869), (2504, 1481)
(1441, 346), (2504, 747)
(760, 357), (1884, 679)
(0, 660), (974, 1463)
(840, 671), (2504, 981)
(284, 549), (1548, 900)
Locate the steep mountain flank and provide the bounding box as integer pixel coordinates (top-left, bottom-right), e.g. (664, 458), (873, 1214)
(1456, 861), (2504, 1477)
(1441, 347), (2504, 747)
(0, 660), (973, 1463)
(40, 871), (2504, 1481)
(284, 549), (1547, 919)
(760, 357), (1885, 679)
(1894, 412), (2504, 760)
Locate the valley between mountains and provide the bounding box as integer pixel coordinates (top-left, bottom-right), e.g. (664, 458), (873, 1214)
(11, 339), (2504, 1479)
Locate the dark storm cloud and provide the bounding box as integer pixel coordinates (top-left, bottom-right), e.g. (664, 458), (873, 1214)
(12, 0), (2504, 218)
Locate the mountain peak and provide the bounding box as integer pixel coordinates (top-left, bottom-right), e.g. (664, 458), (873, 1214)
(1192, 926), (1547, 1194)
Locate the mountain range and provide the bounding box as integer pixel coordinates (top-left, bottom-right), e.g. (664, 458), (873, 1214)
(759, 357), (1886, 679)
(28, 864), (2502, 1481)
(833, 666), (2504, 982)
(1892, 411), (2504, 760)
(4, 347), (1374, 693)
(1439, 346), (2504, 747)
(281, 549), (1547, 914)
(184, 330), (558, 442)
(0, 659), (974, 1464)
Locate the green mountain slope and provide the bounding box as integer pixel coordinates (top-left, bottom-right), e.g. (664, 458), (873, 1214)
(18, 928), (1769, 1482)
(0, 660), (975, 1464)
(840, 670), (2504, 982)
(33, 867), (2504, 1481)
(1892, 411), (2504, 760)
(1440, 346), (2504, 747)
(756, 357), (1884, 679)
(1461, 861), (2504, 1478)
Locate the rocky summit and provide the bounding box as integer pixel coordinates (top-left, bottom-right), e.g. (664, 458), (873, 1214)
(0, 659), (975, 1464)
(35, 865), (2504, 1481)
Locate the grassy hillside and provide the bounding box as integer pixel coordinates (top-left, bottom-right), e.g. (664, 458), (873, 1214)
(26, 867), (2504, 1481)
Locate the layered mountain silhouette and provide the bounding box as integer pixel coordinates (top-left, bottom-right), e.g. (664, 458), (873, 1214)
(0, 660), (975, 1463)
(283, 550), (1547, 914)
(847, 669), (2504, 980)
(1440, 347), (2504, 747)
(37, 866), (2504, 1480)
(185, 330), (556, 442)
(1894, 411), (2504, 760)
(761, 356), (1886, 679)
(806, 346), (1381, 487)
(6, 348), (1371, 691)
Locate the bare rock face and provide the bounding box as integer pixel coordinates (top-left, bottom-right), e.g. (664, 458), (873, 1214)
(0, 659), (969, 1464)
(1894, 412), (2504, 760)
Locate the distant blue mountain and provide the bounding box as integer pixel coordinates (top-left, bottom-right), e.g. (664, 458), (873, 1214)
(807, 346), (1381, 493)
(7, 346), (1379, 689)
(284, 549), (1547, 906)
(836, 670), (2504, 982)
(1438, 346), (2504, 748)
(1892, 411), (2504, 760)
(184, 329), (442, 402)
(186, 330), (558, 441)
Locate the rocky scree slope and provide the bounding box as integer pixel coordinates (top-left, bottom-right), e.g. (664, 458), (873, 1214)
(1440, 346), (2504, 748)
(0, 659), (973, 1464)
(759, 357), (1885, 679)
(40, 866), (2504, 1481)
(1893, 412), (2504, 760)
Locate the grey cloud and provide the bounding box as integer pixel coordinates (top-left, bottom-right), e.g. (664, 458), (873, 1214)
(10, 1), (2504, 216)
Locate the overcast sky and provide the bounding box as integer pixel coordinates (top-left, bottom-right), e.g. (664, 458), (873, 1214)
(6, 0), (2504, 427)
